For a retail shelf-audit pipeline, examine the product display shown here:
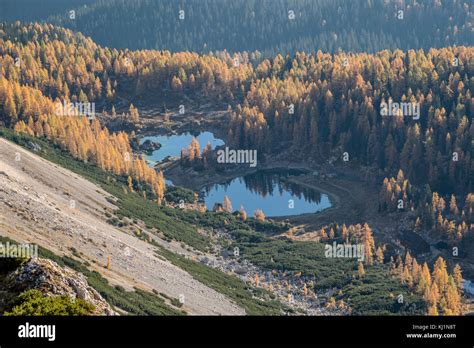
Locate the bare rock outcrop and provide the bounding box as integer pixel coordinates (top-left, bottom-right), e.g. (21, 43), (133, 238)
(5, 258), (117, 315)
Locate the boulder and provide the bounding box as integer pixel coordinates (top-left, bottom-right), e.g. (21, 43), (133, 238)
(140, 139), (161, 153)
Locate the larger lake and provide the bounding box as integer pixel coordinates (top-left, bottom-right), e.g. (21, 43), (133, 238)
(142, 131), (331, 217)
(201, 169), (331, 217)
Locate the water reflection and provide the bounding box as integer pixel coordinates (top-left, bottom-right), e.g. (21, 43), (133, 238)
(202, 169), (331, 217)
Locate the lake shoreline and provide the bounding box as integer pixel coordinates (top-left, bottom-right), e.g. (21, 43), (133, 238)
(199, 169), (332, 218)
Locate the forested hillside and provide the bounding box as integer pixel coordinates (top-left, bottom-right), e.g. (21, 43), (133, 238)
(0, 23), (166, 202)
(227, 47), (474, 195)
(1, 0), (473, 55)
(0, 0), (95, 22)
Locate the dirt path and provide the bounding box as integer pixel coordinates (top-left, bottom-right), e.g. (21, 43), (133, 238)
(0, 138), (245, 315)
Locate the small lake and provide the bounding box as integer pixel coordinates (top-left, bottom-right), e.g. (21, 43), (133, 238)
(141, 131), (224, 163)
(142, 131), (331, 216)
(201, 169), (332, 217)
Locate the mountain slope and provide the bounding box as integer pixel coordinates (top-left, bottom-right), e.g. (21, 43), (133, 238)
(0, 137), (245, 315)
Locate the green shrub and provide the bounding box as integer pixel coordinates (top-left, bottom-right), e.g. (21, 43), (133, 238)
(170, 298), (183, 308)
(5, 290), (95, 316)
(164, 186), (196, 204)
